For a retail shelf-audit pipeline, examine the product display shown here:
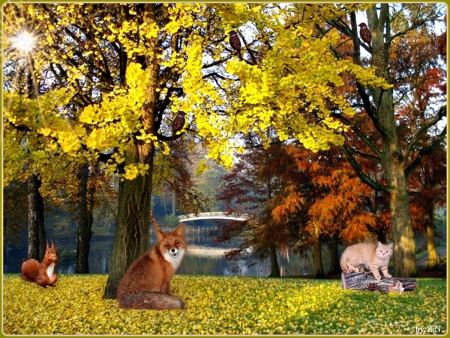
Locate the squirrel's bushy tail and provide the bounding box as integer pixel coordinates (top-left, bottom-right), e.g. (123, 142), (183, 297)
(21, 259), (40, 282)
(119, 291), (185, 310)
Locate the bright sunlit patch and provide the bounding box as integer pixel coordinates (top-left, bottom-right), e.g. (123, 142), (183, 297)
(10, 30), (37, 53)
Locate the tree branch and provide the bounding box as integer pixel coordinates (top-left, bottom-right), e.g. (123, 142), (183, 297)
(405, 125), (447, 179)
(404, 105), (447, 161)
(341, 144), (388, 192)
(202, 57), (230, 69)
(387, 19), (428, 45)
(345, 146), (381, 163)
(202, 71), (234, 81)
(331, 112), (382, 158)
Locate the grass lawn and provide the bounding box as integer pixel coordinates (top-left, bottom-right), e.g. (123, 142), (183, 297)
(2, 274), (447, 335)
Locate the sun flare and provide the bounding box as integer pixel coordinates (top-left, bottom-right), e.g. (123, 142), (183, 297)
(10, 30), (37, 54)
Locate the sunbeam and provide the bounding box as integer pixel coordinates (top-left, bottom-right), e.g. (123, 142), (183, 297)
(10, 30), (37, 54)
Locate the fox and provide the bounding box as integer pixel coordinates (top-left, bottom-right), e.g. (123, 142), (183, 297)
(117, 224), (187, 310)
(21, 241), (58, 288)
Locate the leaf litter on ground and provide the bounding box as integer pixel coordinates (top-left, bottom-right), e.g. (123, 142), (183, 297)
(2, 274), (446, 335)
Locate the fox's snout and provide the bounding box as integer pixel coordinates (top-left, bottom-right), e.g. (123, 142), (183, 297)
(169, 248), (180, 256)
(162, 245), (185, 269)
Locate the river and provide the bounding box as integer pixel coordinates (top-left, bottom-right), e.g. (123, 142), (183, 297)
(4, 225), (323, 277)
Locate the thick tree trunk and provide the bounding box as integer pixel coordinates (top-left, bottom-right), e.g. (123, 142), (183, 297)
(367, 6), (416, 278)
(328, 236), (341, 274)
(268, 245), (280, 277)
(103, 4), (159, 299)
(76, 161), (93, 274)
(27, 174), (46, 261)
(104, 36), (158, 298)
(103, 142), (155, 299)
(387, 164), (417, 277)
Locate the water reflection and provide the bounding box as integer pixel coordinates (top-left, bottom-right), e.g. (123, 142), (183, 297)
(4, 225), (320, 277)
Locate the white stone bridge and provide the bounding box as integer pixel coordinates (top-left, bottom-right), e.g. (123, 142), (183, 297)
(177, 212), (249, 222)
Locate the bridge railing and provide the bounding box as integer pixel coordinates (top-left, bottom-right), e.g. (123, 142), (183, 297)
(177, 212), (249, 221)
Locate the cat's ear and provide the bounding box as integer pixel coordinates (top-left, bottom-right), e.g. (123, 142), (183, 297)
(377, 241), (382, 247)
(388, 243), (393, 249)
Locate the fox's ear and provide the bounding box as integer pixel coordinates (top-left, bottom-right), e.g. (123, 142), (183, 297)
(174, 224), (185, 237)
(155, 229), (165, 242)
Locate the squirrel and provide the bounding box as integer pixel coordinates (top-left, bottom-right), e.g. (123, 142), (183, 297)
(21, 241), (58, 288)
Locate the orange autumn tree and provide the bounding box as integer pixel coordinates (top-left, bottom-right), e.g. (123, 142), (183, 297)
(270, 145), (383, 277)
(307, 158), (379, 244)
(217, 143), (382, 277)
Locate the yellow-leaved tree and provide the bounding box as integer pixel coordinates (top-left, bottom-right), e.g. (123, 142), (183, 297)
(3, 3), (390, 296)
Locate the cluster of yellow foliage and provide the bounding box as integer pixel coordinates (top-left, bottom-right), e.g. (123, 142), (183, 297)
(3, 89), (81, 186)
(3, 3), (393, 184)
(3, 274), (446, 335)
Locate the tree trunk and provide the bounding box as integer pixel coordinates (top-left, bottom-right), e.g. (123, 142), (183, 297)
(76, 161), (93, 274)
(426, 208), (439, 270)
(103, 4), (159, 299)
(387, 163), (417, 277)
(27, 174), (46, 261)
(367, 6), (416, 277)
(268, 245), (280, 277)
(341, 272), (417, 292)
(26, 61), (46, 261)
(103, 142), (155, 299)
(312, 223), (324, 278)
(328, 236), (341, 274)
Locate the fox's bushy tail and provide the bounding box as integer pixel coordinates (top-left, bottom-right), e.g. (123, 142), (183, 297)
(119, 291), (185, 310)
